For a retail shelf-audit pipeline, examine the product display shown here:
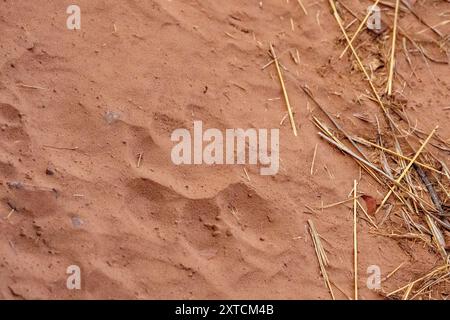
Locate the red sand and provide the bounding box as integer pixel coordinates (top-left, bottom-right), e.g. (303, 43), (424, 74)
(0, 0), (449, 299)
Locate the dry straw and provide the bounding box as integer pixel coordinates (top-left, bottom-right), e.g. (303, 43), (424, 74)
(308, 219), (335, 299)
(270, 44), (298, 136)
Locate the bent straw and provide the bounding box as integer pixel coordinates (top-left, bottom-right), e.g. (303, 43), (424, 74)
(318, 131), (435, 211)
(308, 219), (335, 299)
(375, 126), (438, 214)
(353, 137), (443, 175)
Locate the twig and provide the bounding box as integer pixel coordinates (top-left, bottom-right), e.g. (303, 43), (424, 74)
(375, 126), (438, 214)
(336, 0), (360, 20)
(387, 264), (450, 298)
(317, 196), (361, 209)
(357, 200), (378, 229)
(137, 152), (143, 168)
(43, 145), (79, 151)
(414, 164), (445, 217)
(5, 209), (15, 220)
(302, 86), (370, 161)
(328, 0), (397, 130)
(305, 204), (320, 215)
(310, 143), (318, 175)
(402, 0), (443, 38)
(308, 219), (335, 299)
(339, 0), (382, 59)
(297, 0), (308, 15)
(243, 167), (251, 182)
(387, 0), (400, 95)
(353, 136), (443, 175)
(17, 83), (47, 90)
(382, 261), (406, 282)
(261, 49), (290, 70)
(402, 38), (419, 79)
(330, 280), (352, 300)
(270, 44), (298, 136)
(319, 132), (395, 181)
(318, 130), (436, 210)
(353, 180), (358, 300)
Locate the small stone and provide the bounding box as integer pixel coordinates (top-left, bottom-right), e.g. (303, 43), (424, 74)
(7, 181), (23, 189)
(71, 216), (84, 228)
(104, 111), (121, 124)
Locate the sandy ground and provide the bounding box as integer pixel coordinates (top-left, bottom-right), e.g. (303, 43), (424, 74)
(0, 0), (449, 299)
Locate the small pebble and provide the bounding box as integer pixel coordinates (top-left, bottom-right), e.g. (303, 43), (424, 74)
(104, 111), (121, 124)
(71, 216), (84, 228)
